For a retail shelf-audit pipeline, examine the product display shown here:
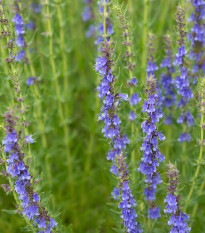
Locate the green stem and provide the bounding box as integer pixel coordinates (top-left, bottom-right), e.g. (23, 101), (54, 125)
(185, 107), (204, 211)
(182, 124), (186, 177)
(127, 32), (137, 181)
(56, 0), (69, 96)
(128, 0), (134, 25)
(0, 47), (14, 105)
(191, 180), (205, 219)
(84, 94), (99, 175)
(81, 0), (108, 206)
(156, 0), (171, 40)
(45, 0), (74, 197)
(24, 61), (52, 185)
(165, 126), (171, 162)
(84, 0), (108, 176)
(141, 0), (149, 84)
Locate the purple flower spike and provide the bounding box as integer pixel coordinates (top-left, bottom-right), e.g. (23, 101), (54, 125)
(96, 40), (143, 232)
(139, 76), (165, 219)
(164, 164), (191, 233)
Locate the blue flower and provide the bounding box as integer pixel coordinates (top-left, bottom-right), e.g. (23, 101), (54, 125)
(25, 20), (35, 30)
(129, 110), (136, 120)
(139, 76), (165, 218)
(26, 134), (36, 143)
(16, 35), (25, 47)
(130, 93), (141, 105)
(128, 77), (138, 85)
(173, 45), (186, 66)
(2, 110), (57, 232)
(164, 164), (191, 232)
(119, 92), (129, 100)
(178, 132), (191, 142)
(111, 187), (120, 199)
(148, 206), (161, 219)
(82, 6), (93, 21)
(33, 193), (40, 202)
(26, 77), (34, 85)
(38, 218), (46, 228)
(160, 56), (171, 68)
(14, 24), (25, 35)
(86, 24), (95, 38)
(12, 12), (24, 25)
(15, 49), (25, 61)
(96, 41), (142, 232)
(164, 193), (177, 213)
(147, 60), (158, 76)
(95, 56), (107, 74)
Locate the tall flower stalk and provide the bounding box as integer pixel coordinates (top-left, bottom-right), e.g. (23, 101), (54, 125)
(111, 2), (141, 181)
(174, 6), (194, 177)
(0, 1), (57, 232)
(84, 0), (113, 179)
(95, 39), (143, 233)
(139, 75), (165, 219)
(95, 0), (114, 48)
(164, 164), (191, 232)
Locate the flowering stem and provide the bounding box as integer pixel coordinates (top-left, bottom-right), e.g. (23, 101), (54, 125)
(182, 124), (186, 177)
(1, 150), (35, 232)
(0, 5), (15, 106)
(126, 32), (137, 181)
(165, 126), (171, 162)
(83, 0), (108, 201)
(141, 0), (149, 83)
(185, 106), (204, 211)
(24, 61), (52, 185)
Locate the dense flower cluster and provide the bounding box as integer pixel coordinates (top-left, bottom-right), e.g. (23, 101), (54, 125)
(12, 1), (26, 62)
(95, 41), (142, 233)
(164, 164), (191, 233)
(188, 0), (205, 75)
(174, 6), (194, 141)
(95, 0), (114, 47)
(159, 34), (176, 124)
(2, 110), (57, 233)
(139, 76), (165, 219)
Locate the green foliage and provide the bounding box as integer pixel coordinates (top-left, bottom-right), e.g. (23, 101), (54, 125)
(0, 0), (205, 232)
